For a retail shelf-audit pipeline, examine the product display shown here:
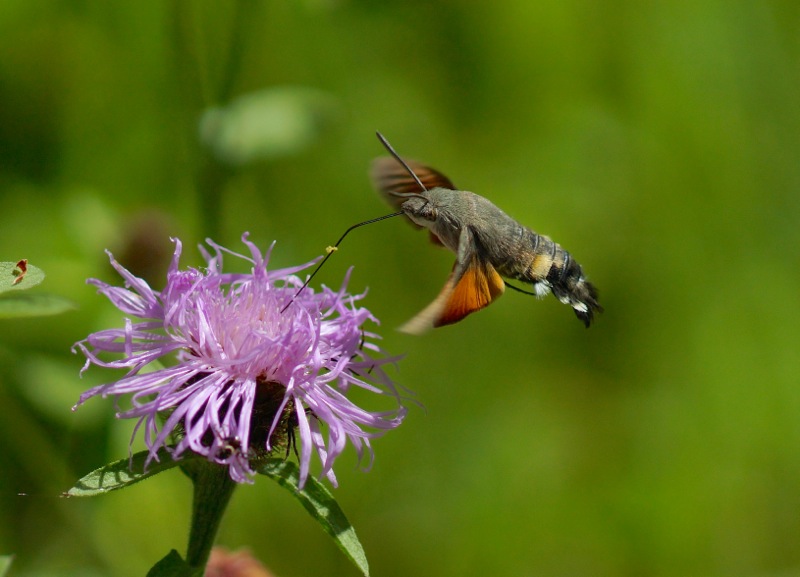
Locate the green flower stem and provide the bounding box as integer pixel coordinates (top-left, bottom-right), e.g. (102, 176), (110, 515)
(183, 460), (238, 571)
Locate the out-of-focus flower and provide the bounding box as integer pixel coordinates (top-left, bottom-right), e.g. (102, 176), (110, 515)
(205, 547), (275, 577)
(74, 234), (406, 486)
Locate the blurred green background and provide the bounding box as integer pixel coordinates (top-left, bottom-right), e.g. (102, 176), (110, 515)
(2, 1), (800, 576)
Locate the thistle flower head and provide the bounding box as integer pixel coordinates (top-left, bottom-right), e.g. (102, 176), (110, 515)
(74, 234), (406, 486)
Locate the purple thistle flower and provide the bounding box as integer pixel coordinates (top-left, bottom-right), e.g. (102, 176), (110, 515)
(73, 233), (407, 487)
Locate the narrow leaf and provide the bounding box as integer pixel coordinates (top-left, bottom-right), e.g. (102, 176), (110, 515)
(258, 460), (369, 577)
(0, 261), (44, 293)
(64, 448), (197, 497)
(0, 292), (76, 318)
(145, 550), (199, 577)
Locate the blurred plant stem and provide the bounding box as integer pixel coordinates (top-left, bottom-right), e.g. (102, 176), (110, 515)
(196, 155), (232, 242)
(171, 0), (258, 240)
(182, 459), (238, 572)
(216, 0), (252, 106)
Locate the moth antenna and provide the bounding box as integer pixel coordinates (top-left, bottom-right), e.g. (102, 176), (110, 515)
(281, 211), (403, 313)
(375, 131), (428, 193)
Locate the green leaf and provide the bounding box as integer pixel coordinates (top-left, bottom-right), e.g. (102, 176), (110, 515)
(0, 261), (44, 293)
(64, 448), (197, 497)
(0, 555), (13, 577)
(145, 550), (199, 577)
(258, 460), (370, 577)
(0, 292), (76, 318)
(199, 86), (337, 165)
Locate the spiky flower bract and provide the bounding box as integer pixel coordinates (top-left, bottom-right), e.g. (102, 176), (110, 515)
(74, 233), (406, 487)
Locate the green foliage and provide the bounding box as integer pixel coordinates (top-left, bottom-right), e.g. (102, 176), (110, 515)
(259, 460), (370, 577)
(2, 1), (800, 576)
(0, 261), (43, 292)
(0, 261), (75, 317)
(0, 292), (76, 318)
(65, 450), (369, 576)
(65, 449), (193, 497)
(200, 86), (338, 165)
(145, 550), (197, 577)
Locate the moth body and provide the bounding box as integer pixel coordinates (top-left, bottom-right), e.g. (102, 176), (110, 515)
(372, 154), (602, 333)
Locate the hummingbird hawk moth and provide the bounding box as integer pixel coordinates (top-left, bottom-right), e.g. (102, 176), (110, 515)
(371, 135), (602, 334)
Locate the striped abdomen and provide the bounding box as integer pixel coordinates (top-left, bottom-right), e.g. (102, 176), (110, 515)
(497, 228), (602, 327)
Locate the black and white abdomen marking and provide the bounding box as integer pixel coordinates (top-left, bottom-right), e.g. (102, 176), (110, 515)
(501, 229), (602, 327)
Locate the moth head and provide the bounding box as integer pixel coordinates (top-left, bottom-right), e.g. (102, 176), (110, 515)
(398, 194), (437, 227)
